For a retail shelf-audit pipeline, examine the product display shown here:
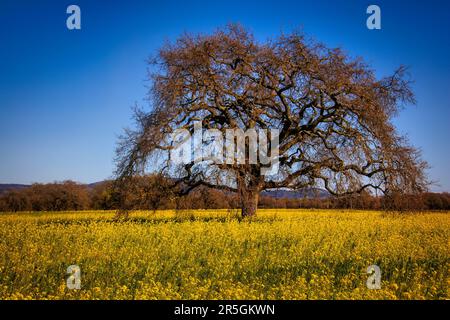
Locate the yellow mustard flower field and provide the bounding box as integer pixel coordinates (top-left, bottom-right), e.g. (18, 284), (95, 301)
(0, 209), (448, 300)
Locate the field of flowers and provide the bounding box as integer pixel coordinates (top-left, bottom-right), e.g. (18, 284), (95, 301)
(0, 209), (448, 300)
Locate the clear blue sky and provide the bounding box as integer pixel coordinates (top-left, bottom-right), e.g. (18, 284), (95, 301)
(0, 0), (449, 191)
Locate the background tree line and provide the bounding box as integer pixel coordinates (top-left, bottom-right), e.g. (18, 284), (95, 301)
(0, 176), (449, 212)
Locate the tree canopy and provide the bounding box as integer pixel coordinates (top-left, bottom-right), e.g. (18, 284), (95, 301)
(115, 25), (428, 216)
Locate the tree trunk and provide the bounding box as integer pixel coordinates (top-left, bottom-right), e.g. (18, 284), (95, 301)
(240, 189), (259, 217)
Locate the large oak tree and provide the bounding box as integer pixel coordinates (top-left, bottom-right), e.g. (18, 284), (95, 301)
(115, 25), (428, 216)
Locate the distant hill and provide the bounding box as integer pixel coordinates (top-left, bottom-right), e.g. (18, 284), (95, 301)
(0, 184), (30, 195)
(0, 182), (104, 194)
(262, 188), (329, 199)
(0, 182), (329, 199)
